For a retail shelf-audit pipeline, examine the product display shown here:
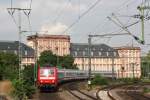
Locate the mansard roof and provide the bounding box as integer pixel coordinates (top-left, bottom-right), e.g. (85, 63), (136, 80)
(70, 43), (119, 58)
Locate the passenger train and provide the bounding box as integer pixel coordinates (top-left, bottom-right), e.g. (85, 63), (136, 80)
(37, 66), (115, 89)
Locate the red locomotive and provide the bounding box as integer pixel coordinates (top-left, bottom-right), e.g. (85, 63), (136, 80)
(37, 67), (58, 89)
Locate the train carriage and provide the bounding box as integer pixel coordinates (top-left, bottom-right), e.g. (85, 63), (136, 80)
(37, 66), (116, 90)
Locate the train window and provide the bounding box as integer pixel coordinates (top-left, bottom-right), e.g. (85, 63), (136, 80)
(40, 70), (44, 74)
(40, 69), (54, 77)
(48, 69), (54, 75)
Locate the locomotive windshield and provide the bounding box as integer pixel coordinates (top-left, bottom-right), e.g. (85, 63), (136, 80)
(40, 68), (54, 77)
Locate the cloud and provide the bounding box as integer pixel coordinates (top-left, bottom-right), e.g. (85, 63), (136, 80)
(40, 22), (68, 35)
(64, 2), (87, 13)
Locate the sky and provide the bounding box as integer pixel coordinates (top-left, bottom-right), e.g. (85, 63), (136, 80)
(0, 0), (150, 55)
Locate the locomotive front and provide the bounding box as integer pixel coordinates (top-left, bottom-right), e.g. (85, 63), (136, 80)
(37, 67), (58, 88)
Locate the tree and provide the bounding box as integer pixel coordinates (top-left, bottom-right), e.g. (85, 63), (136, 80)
(0, 52), (35, 99)
(38, 50), (57, 66)
(141, 51), (150, 78)
(0, 52), (19, 80)
(59, 55), (77, 69)
(38, 50), (77, 69)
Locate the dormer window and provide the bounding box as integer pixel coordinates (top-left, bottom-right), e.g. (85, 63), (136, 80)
(25, 50), (27, 55)
(114, 52), (116, 56)
(99, 52), (101, 56)
(91, 52), (93, 56)
(75, 51), (77, 56)
(106, 52), (109, 56)
(83, 51), (85, 56)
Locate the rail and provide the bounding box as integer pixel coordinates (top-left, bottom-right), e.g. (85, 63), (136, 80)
(97, 82), (150, 100)
(66, 89), (97, 100)
(124, 85), (150, 100)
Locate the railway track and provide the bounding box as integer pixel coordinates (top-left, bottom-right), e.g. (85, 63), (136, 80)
(97, 83), (150, 100)
(97, 84), (126, 100)
(62, 81), (99, 100)
(66, 89), (97, 100)
(39, 82), (150, 100)
(97, 87), (116, 100)
(124, 85), (150, 100)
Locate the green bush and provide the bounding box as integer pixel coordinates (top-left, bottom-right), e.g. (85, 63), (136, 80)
(12, 79), (26, 100)
(24, 82), (36, 99)
(12, 79), (36, 100)
(91, 74), (108, 86)
(143, 87), (150, 93)
(118, 78), (141, 84)
(11, 66), (36, 99)
(23, 65), (34, 85)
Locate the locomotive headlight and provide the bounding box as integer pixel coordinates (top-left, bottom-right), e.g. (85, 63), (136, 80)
(52, 80), (55, 83)
(40, 80), (43, 83)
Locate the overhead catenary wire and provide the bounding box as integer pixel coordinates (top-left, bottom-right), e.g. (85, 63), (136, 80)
(109, 0), (138, 16)
(91, 15), (141, 44)
(24, 11), (32, 34)
(90, 19), (110, 35)
(23, 0), (33, 34)
(29, 0), (33, 10)
(7, 9), (18, 27)
(107, 16), (131, 35)
(111, 13), (132, 34)
(49, 0), (71, 26)
(8, 0), (18, 27)
(11, 0), (13, 8)
(124, 4), (133, 26)
(92, 29), (125, 43)
(76, 0), (138, 43)
(8, 0), (33, 31)
(28, 0), (33, 33)
(61, 0), (101, 34)
(78, 0), (80, 19)
(89, 0), (138, 36)
(103, 1), (142, 35)
(144, 0), (150, 17)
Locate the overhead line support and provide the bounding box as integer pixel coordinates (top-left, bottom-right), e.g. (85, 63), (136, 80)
(7, 7), (31, 80)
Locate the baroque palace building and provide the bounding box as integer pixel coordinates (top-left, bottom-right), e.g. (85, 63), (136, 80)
(0, 41), (34, 65)
(115, 47), (141, 78)
(26, 34), (141, 78)
(71, 43), (141, 78)
(27, 34), (70, 57)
